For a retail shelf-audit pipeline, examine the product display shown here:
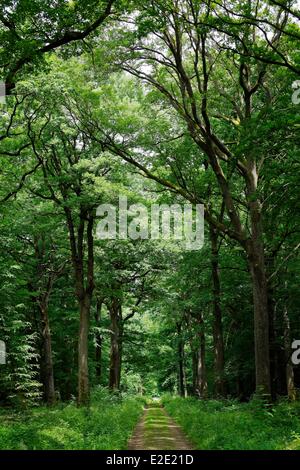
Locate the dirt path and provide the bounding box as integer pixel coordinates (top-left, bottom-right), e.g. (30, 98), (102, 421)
(128, 404), (193, 450)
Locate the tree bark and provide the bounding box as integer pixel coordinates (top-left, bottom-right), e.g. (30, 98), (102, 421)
(268, 301), (279, 400)
(266, 252), (283, 399)
(33, 236), (56, 406)
(39, 303), (56, 405)
(209, 226), (226, 397)
(65, 207), (95, 406)
(78, 295), (91, 405)
(247, 252), (271, 397)
(283, 302), (296, 400)
(95, 298), (103, 381)
(177, 322), (186, 397)
(246, 166), (271, 397)
(109, 298), (123, 391)
(196, 315), (208, 398)
(192, 349), (198, 393)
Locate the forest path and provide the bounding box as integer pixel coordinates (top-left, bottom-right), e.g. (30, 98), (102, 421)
(128, 403), (193, 450)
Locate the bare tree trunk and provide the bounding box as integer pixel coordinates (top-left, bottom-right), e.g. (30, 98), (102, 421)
(65, 208), (95, 406)
(33, 236), (57, 406)
(177, 322), (186, 397)
(78, 294), (92, 405)
(248, 253), (271, 396)
(40, 304), (56, 405)
(95, 298), (103, 381)
(268, 286), (278, 400)
(246, 168), (271, 397)
(192, 350), (198, 393)
(283, 303), (296, 400)
(196, 316), (208, 398)
(266, 253), (282, 400)
(183, 357), (188, 398)
(209, 226), (226, 397)
(109, 298), (122, 391)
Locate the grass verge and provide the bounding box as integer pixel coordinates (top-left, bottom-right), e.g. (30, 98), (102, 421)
(162, 395), (300, 450)
(0, 388), (145, 450)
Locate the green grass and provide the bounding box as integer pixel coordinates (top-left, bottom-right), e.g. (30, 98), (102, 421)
(0, 389), (145, 450)
(3, 392), (300, 451)
(162, 395), (300, 450)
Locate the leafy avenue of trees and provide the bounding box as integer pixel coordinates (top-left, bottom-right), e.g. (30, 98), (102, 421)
(0, 0), (299, 409)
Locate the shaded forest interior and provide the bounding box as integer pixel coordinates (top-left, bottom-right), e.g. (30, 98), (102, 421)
(0, 0), (299, 418)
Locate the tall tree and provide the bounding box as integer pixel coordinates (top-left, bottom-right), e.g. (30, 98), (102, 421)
(81, 0), (299, 396)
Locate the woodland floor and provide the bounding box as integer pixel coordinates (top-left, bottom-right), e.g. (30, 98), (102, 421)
(1, 395), (300, 450)
(128, 403), (193, 450)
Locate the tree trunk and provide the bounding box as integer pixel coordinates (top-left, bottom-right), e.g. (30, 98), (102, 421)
(65, 208), (95, 406)
(196, 316), (208, 398)
(192, 349), (198, 393)
(40, 304), (56, 405)
(209, 226), (226, 397)
(78, 295), (91, 405)
(33, 236), (56, 406)
(177, 322), (186, 397)
(95, 298), (103, 381)
(183, 358), (187, 397)
(267, 282), (279, 400)
(283, 303), (296, 400)
(246, 175), (271, 397)
(248, 253), (271, 397)
(266, 252), (283, 399)
(109, 298), (122, 391)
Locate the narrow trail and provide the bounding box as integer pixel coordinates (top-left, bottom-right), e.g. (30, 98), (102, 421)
(128, 404), (193, 451)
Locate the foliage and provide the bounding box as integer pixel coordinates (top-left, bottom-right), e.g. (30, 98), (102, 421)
(0, 0), (299, 449)
(0, 388), (145, 450)
(162, 395), (300, 450)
